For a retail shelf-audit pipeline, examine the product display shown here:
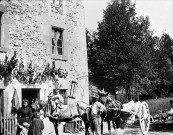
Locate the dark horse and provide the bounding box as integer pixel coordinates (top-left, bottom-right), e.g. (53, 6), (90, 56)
(98, 90), (123, 135)
(31, 99), (91, 135)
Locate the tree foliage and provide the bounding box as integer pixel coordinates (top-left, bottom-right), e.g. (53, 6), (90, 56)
(87, 0), (173, 100)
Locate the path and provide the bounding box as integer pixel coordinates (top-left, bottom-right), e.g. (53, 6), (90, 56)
(42, 118), (173, 135)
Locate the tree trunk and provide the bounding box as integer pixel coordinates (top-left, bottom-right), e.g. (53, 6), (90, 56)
(125, 80), (131, 102)
(113, 84), (117, 100)
(127, 83), (131, 101)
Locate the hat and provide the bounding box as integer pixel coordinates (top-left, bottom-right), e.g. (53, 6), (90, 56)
(22, 98), (29, 103)
(35, 112), (41, 118)
(23, 122), (30, 129)
(91, 93), (99, 99)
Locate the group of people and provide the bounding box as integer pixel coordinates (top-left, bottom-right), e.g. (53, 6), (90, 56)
(89, 92), (120, 135)
(17, 99), (44, 135)
(17, 78), (109, 135)
(17, 80), (64, 135)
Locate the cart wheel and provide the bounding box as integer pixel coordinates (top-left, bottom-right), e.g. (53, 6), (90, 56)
(139, 102), (150, 135)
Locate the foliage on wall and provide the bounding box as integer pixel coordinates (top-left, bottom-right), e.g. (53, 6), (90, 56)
(12, 61), (68, 85)
(0, 51), (68, 85)
(0, 51), (18, 81)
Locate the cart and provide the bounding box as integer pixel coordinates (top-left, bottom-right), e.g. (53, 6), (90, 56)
(120, 101), (151, 135)
(150, 108), (173, 131)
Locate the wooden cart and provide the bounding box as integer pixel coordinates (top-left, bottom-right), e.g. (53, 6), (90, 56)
(120, 101), (151, 135)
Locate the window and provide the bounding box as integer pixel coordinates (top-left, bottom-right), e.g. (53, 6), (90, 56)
(52, 28), (63, 55)
(0, 4), (8, 53)
(59, 89), (67, 105)
(52, 0), (60, 5)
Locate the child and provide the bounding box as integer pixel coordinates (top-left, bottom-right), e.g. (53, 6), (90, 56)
(17, 122), (30, 135)
(29, 112), (44, 135)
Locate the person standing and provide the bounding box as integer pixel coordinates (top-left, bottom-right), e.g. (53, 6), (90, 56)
(90, 93), (106, 135)
(51, 88), (64, 109)
(29, 112), (44, 135)
(17, 99), (33, 124)
(50, 79), (64, 109)
(17, 98), (32, 135)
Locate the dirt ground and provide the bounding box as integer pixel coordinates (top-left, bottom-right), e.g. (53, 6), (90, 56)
(42, 118), (173, 135)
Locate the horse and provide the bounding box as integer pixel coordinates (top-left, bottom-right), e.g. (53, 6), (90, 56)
(32, 98), (91, 135)
(48, 101), (91, 135)
(98, 90), (123, 135)
(31, 98), (51, 119)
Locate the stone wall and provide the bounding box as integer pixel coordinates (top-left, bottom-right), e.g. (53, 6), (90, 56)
(64, 0), (89, 104)
(5, 0), (50, 68)
(1, 0), (89, 114)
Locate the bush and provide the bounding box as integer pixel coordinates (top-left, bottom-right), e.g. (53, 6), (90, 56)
(146, 97), (173, 115)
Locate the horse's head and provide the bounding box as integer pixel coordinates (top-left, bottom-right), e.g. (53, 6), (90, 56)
(98, 93), (110, 105)
(97, 90), (108, 104)
(99, 96), (107, 104)
(31, 98), (40, 112)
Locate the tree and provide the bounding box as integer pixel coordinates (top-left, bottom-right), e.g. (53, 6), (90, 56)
(153, 34), (173, 97)
(88, 0), (156, 100)
(86, 29), (98, 81)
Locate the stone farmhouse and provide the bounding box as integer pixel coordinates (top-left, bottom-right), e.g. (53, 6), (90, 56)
(0, 0), (89, 115)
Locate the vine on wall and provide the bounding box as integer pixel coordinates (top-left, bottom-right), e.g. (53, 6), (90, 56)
(0, 51), (68, 85)
(12, 61), (68, 85)
(0, 51), (18, 82)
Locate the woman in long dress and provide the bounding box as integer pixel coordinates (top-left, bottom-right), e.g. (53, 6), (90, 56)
(17, 99), (33, 135)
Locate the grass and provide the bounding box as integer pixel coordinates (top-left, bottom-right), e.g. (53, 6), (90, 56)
(145, 97), (173, 116)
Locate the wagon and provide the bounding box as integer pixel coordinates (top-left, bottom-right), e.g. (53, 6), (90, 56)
(149, 108), (173, 130)
(120, 101), (151, 135)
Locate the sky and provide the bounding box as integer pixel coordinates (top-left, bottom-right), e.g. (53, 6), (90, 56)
(84, 0), (173, 38)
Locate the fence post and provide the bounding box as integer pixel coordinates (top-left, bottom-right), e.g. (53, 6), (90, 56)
(11, 115), (13, 135)
(0, 113), (2, 134)
(3, 115), (6, 135)
(14, 114), (17, 135)
(9, 115), (11, 135)
(0, 113), (17, 135)
(6, 114), (8, 135)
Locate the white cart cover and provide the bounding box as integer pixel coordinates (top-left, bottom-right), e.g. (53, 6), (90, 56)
(122, 101), (141, 116)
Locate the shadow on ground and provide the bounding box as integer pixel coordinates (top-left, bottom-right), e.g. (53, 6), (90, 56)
(150, 121), (173, 132)
(102, 125), (142, 135)
(103, 128), (142, 135)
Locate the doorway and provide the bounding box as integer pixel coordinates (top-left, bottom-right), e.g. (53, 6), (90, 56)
(22, 88), (40, 107)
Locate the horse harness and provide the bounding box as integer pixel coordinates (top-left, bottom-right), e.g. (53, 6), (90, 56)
(102, 96), (122, 118)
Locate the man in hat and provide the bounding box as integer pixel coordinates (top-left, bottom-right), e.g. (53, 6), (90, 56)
(90, 93), (106, 135)
(50, 79), (64, 110)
